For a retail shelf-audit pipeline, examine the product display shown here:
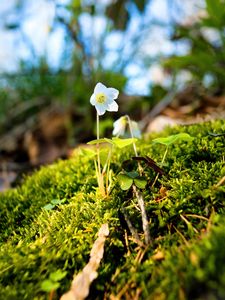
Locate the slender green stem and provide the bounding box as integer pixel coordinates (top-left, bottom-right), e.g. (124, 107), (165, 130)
(161, 146), (168, 164)
(126, 115), (138, 157)
(152, 146), (168, 188)
(96, 113), (101, 177)
(102, 147), (112, 195)
(126, 114), (144, 175)
(96, 113), (105, 195)
(126, 115), (151, 245)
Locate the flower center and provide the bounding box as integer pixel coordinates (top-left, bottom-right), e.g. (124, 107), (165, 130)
(121, 116), (127, 126)
(96, 93), (106, 104)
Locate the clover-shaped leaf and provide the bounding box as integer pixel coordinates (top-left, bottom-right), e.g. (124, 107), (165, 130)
(134, 177), (147, 189)
(111, 137), (137, 148)
(126, 171), (139, 179)
(49, 270), (67, 282)
(88, 137), (137, 149)
(152, 133), (194, 146)
(117, 172), (147, 190)
(117, 173), (133, 190)
(79, 148), (96, 158)
(43, 203), (55, 211)
(87, 138), (112, 145)
(41, 280), (59, 292)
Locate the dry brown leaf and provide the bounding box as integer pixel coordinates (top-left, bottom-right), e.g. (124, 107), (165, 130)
(60, 223), (109, 300)
(152, 250), (165, 261)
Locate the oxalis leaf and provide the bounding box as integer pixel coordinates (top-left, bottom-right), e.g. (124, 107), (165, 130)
(43, 203), (55, 210)
(50, 270), (67, 282)
(87, 138), (137, 149)
(111, 137), (137, 148)
(134, 177), (147, 189)
(152, 133), (194, 146)
(79, 148), (96, 158)
(51, 199), (63, 205)
(126, 171), (139, 179)
(87, 138), (113, 145)
(41, 280), (60, 292)
(117, 173), (133, 190)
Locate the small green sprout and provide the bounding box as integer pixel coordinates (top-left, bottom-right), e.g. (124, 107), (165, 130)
(43, 198), (67, 210)
(152, 133), (194, 146)
(152, 133), (194, 186)
(40, 269), (67, 292)
(86, 137), (138, 195)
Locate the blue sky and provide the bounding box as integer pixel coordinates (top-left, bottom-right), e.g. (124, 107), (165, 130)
(0, 0), (205, 94)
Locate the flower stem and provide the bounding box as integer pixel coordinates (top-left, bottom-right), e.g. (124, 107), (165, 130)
(126, 115), (138, 157)
(126, 115), (151, 245)
(96, 113), (105, 196)
(152, 146), (168, 188)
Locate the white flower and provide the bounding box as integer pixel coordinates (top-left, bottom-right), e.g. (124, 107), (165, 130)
(113, 116), (142, 138)
(90, 82), (119, 116)
(112, 116), (127, 136)
(130, 121), (141, 138)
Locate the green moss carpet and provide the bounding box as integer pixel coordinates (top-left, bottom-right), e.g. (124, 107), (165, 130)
(0, 119), (224, 300)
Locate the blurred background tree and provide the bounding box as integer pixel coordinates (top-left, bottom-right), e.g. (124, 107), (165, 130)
(0, 0), (224, 171)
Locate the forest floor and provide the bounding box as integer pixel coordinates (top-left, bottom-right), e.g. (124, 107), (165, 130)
(1, 85), (225, 192)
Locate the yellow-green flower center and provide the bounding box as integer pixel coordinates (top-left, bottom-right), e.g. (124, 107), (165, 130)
(121, 116), (127, 126)
(96, 93), (106, 104)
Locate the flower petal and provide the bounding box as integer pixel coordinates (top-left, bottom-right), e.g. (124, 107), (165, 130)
(131, 121), (142, 138)
(112, 117), (126, 136)
(107, 88), (119, 100)
(113, 124), (125, 136)
(95, 103), (107, 115)
(94, 82), (107, 95)
(107, 101), (118, 112)
(90, 93), (96, 105)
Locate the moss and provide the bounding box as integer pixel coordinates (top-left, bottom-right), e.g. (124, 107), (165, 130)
(0, 119), (224, 299)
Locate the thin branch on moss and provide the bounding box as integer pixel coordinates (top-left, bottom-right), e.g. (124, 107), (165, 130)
(215, 175), (225, 188)
(121, 207), (144, 247)
(133, 186), (152, 245)
(126, 115), (151, 246)
(180, 214), (198, 234)
(184, 214), (209, 222)
(60, 224), (109, 300)
(173, 225), (189, 246)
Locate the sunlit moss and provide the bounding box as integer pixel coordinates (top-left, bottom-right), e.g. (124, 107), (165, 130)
(0, 119), (224, 299)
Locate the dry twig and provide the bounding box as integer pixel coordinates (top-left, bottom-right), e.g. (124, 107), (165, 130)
(60, 224), (109, 300)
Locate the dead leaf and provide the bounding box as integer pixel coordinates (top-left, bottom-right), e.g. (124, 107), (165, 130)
(60, 224), (109, 300)
(152, 250), (165, 261)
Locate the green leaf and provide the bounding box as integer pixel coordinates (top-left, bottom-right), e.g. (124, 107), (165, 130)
(51, 199), (62, 205)
(152, 133), (194, 146)
(40, 279), (59, 292)
(134, 177), (147, 189)
(79, 148), (96, 158)
(112, 137), (137, 148)
(43, 203), (55, 210)
(50, 270), (67, 282)
(87, 138), (113, 145)
(126, 171), (139, 179)
(117, 173), (133, 190)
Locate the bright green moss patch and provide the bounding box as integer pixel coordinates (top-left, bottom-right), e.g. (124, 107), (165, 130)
(0, 119), (224, 299)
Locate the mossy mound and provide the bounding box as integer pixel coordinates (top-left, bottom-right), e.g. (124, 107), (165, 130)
(0, 119), (224, 300)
